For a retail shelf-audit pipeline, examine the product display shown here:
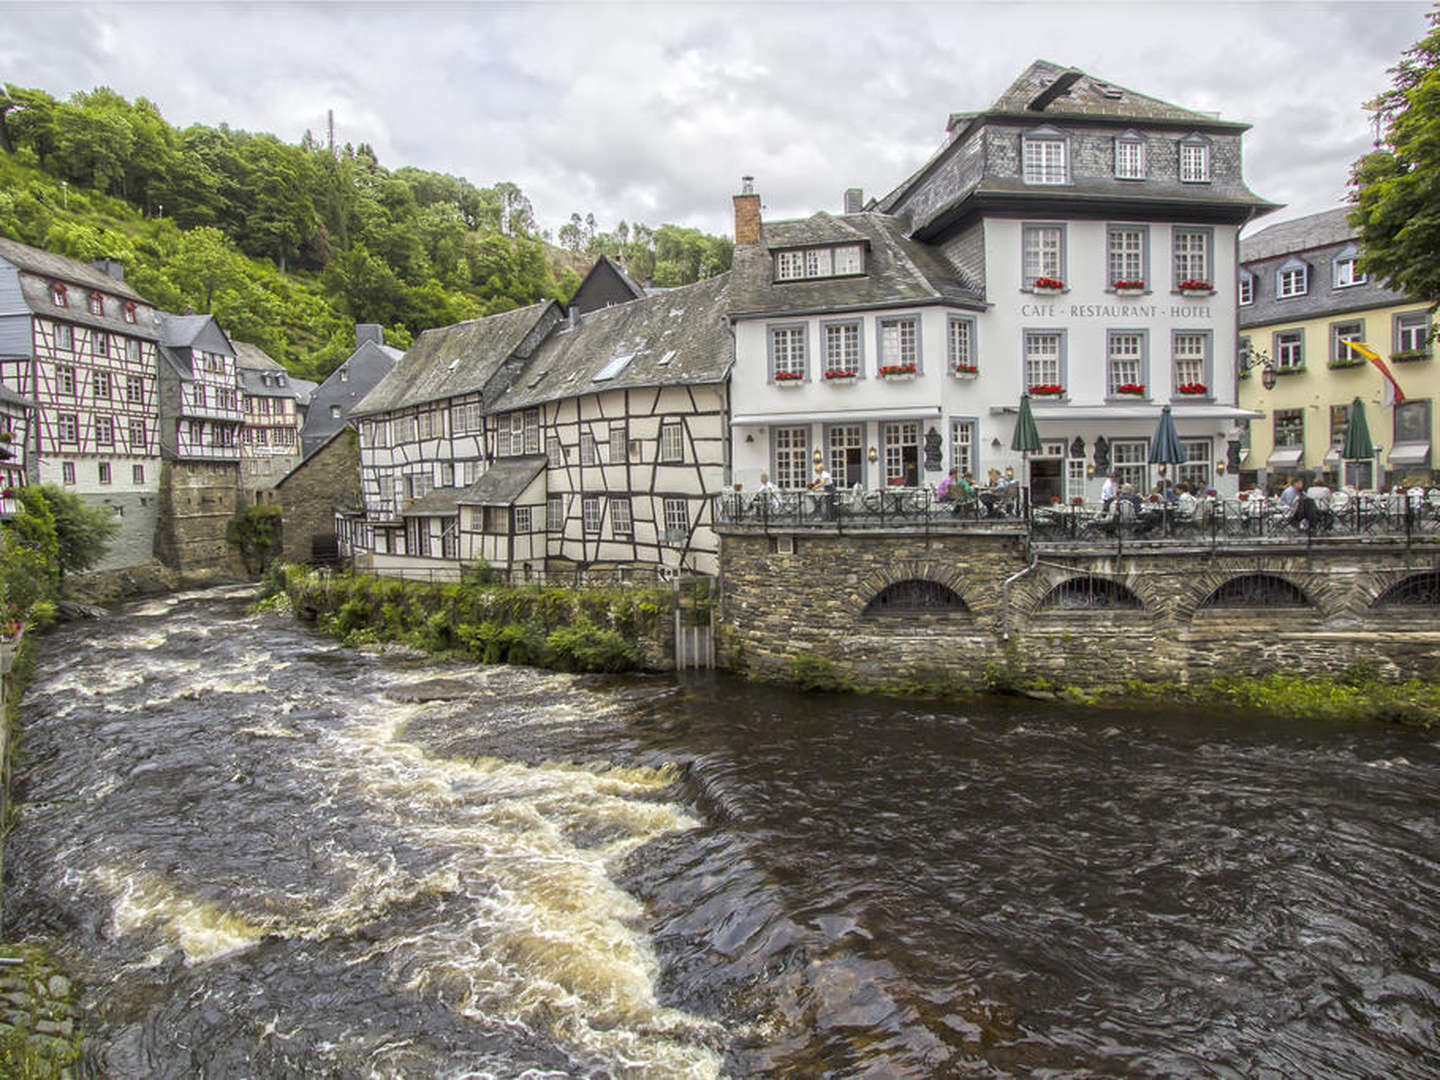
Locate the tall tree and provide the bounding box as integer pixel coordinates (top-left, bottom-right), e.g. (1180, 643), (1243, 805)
(1350, 7), (1440, 306)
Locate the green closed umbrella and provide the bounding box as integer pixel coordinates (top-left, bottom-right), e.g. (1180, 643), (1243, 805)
(1011, 394), (1042, 500)
(1148, 405), (1187, 469)
(1341, 396), (1374, 488)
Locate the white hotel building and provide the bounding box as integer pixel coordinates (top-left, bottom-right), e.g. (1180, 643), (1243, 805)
(729, 61), (1278, 501)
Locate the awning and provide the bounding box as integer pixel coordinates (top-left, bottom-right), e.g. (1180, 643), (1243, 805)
(1267, 447), (1304, 469)
(1388, 442), (1431, 467)
(994, 404), (1265, 421)
(732, 406), (942, 425)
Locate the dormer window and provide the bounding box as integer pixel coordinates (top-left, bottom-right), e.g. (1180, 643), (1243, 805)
(88, 292), (104, 316)
(1239, 269), (1254, 305)
(50, 283), (67, 307)
(1333, 245), (1367, 288)
(773, 244), (864, 282)
(1276, 258), (1309, 299)
(1179, 134), (1212, 183)
(1022, 127), (1068, 185)
(122, 302), (137, 324)
(1114, 131), (1146, 180)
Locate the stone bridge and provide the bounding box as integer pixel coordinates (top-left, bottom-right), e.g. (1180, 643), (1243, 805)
(716, 527), (1440, 688)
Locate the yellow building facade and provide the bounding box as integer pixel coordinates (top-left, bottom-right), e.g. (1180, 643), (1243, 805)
(1238, 209), (1435, 489)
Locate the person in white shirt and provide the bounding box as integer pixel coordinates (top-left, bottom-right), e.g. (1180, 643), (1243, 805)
(1100, 472), (1119, 511)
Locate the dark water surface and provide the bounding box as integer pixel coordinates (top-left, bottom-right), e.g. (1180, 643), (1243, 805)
(4, 588), (1439, 1077)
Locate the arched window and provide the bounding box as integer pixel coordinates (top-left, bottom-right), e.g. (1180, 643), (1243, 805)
(862, 579), (967, 616)
(1039, 576), (1142, 610)
(1199, 574), (1311, 609)
(1373, 572), (1440, 608)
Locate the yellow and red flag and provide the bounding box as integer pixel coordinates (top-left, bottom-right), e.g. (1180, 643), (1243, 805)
(1344, 340), (1406, 405)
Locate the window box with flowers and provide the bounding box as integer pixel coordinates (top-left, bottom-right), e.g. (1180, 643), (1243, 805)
(1391, 347), (1432, 363)
(1030, 277), (1065, 295)
(823, 369), (858, 382)
(1111, 280), (1146, 296)
(1328, 356), (1367, 370)
(1028, 384), (1065, 397)
(879, 363), (918, 381)
(772, 371), (805, 386)
(1176, 382), (1210, 396)
(1176, 279), (1214, 296)
(1112, 383), (1146, 397)
(952, 363), (979, 379)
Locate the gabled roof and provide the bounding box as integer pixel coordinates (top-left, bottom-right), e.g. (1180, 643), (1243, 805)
(233, 341), (284, 370)
(0, 234), (149, 303)
(1240, 208), (1357, 264)
(237, 365), (298, 399)
(492, 274), (733, 411)
(982, 60), (1245, 129)
(454, 455), (547, 507)
(157, 313), (235, 379)
(399, 486), (464, 518)
(727, 212), (982, 318)
(352, 302), (557, 417)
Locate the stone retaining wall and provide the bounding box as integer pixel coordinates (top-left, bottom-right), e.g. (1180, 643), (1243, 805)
(0, 947), (82, 1076)
(718, 529), (1440, 688)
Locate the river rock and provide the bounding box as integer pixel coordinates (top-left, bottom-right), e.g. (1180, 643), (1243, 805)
(384, 678), (474, 703)
(47, 975), (71, 998)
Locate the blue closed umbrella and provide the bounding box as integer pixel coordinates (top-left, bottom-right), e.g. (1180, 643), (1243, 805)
(1148, 405), (1187, 471)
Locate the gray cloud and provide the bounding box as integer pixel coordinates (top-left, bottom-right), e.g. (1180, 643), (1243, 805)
(0, 1), (1430, 238)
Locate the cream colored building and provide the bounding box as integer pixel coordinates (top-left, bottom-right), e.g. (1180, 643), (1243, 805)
(1238, 208), (1435, 488)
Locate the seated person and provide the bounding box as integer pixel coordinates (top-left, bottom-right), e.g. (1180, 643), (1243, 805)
(937, 467), (959, 501)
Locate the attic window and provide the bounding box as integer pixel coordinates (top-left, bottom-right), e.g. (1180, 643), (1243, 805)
(774, 244), (864, 282)
(1022, 127), (1069, 185)
(88, 292), (104, 316)
(1094, 82), (1125, 100)
(122, 301), (137, 324)
(50, 283), (67, 307)
(594, 352), (635, 382)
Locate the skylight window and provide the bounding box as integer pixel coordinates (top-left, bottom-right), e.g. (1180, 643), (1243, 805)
(593, 352), (635, 381)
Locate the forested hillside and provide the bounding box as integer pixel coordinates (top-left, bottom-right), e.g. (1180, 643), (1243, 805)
(0, 85), (732, 378)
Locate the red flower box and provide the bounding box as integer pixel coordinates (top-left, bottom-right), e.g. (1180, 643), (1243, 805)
(953, 364), (979, 375)
(1178, 279), (1212, 291)
(1114, 383), (1145, 395)
(887, 476), (907, 486)
(1070, 496), (1084, 506)
(1112, 280), (1145, 290)
(1177, 382), (1209, 395)
(1028, 384), (1065, 396)
(1032, 277), (1065, 290)
(773, 371), (803, 381)
(878, 364), (917, 377)
(823, 369), (857, 380)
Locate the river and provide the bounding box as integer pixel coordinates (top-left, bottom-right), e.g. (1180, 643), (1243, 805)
(3, 587), (1438, 1077)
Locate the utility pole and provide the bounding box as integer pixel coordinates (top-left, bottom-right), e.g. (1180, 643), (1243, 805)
(327, 109), (335, 158)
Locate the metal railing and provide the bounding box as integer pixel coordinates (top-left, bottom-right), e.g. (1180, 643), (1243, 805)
(714, 486), (1030, 528)
(363, 562), (680, 589)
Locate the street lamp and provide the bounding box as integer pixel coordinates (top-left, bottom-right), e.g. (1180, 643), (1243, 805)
(1238, 343), (1278, 391)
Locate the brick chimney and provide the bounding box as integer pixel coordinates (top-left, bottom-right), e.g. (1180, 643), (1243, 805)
(733, 176), (761, 247)
(843, 188), (863, 215)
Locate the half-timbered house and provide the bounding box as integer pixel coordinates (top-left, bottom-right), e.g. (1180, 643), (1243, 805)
(479, 272), (733, 576)
(235, 340), (302, 500)
(350, 302), (563, 575)
(0, 385), (32, 520)
(0, 236), (162, 568)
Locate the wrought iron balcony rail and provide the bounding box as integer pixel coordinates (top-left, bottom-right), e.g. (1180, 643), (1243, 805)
(714, 486), (1030, 528)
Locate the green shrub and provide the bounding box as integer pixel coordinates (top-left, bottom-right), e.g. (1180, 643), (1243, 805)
(546, 622), (642, 673)
(227, 504), (284, 575)
(462, 560), (500, 586)
(785, 652), (853, 693)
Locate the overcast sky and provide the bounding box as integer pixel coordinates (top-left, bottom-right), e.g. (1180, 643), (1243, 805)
(2, 1), (1431, 240)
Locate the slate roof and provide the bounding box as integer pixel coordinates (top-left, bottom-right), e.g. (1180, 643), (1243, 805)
(237, 364), (298, 399)
(454, 455), (548, 507)
(1240, 208), (1357, 263)
(981, 60), (1246, 129)
(352, 302), (555, 417)
(399, 486), (465, 518)
(0, 234), (149, 303)
(157, 313), (235, 380)
(233, 341), (284, 370)
(491, 274), (733, 412)
(727, 212), (983, 318)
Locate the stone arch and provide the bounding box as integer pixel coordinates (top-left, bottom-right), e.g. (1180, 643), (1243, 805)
(862, 578), (970, 617)
(1371, 571), (1440, 608)
(1176, 561), (1340, 621)
(845, 559), (973, 618)
(1037, 575), (1143, 610)
(1198, 572), (1315, 611)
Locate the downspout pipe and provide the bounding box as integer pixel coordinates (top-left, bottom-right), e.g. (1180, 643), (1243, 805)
(1001, 554), (1040, 641)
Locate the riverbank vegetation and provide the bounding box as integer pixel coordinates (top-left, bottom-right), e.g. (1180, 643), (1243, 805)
(269, 564), (673, 673)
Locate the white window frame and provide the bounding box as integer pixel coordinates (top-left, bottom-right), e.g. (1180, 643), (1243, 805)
(1022, 224), (1065, 288)
(1238, 271), (1254, 306)
(609, 425), (627, 463)
(947, 316), (976, 374)
(1107, 331), (1146, 397)
(660, 421), (684, 463)
(1023, 330), (1065, 393)
(1173, 331), (1211, 395)
(546, 494), (564, 532)
(1107, 226), (1146, 288)
(773, 425), (809, 489)
(877, 316), (919, 373)
(546, 436), (562, 468)
(580, 431), (597, 465)
(1179, 141), (1211, 183)
(609, 496), (632, 535)
(1331, 320), (1365, 364)
(1277, 264), (1308, 299)
(1114, 134), (1146, 180)
(58, 413), (78, 444)
(1395, 311), (1431, 354)
(1173, 228), (1211, 288)
(1022, 134), (1068, 185)
(822, 320), (862, 378)
(1275, 330), (1305, 371)
(769, 324), (808, 382)
(582, 495), (602, 534)
(1112, 439), (1149, 493)
(95, 414), (114, 446)
(1334, 254), (1367, 289)
(663, 497), (689, 542)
